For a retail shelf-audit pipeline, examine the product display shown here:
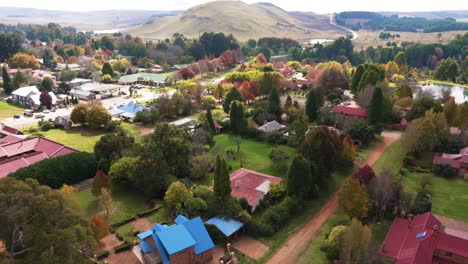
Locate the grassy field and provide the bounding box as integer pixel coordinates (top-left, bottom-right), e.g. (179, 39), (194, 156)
(356, 136), (384, 165)
(372, 140), (406, 175)
(353, 30), (467, 50)
(0, 101), (24, 119)
(402, 172), (468, 221)
(210, 134), (296, 178)
(75, 187), (149, 224)
(25, 123), (141, 152)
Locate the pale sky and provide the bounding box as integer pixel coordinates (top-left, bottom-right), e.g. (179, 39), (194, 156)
(1, 0), (468, 13)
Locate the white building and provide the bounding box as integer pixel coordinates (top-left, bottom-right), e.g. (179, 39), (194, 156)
(11, 86), (57, 108)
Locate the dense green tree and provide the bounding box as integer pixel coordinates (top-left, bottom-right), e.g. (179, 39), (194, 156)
(41, 77), (55, 92)
(247, 39), (257, 49)
(287, 154), (315, 198)
(412, 192), (432, 214)
(229, 101), (246, 134)
(404, 110), (449, 153)
(145, 122), (191, 178)
(206, 107), (216, 133)
(12, 71), (29, 89)
(267, 86), (282, 120)
(102, 62), (114, 77)
(406, 97), (443, 120)
(94, 129), (135, 172)
(443, 99), (457, 126)
(350, 64), (366, 93)
(223, 86), (245, 113)
(394, 51), (408, 74)
(164, 181), (192, 211)
(213, 155), (231, 200)
(0, 178), (97, 263)
(100, 35), (115, 50)
(305, 87), (323, 122)
(0, 32), (22, 61)
(2, 67), (12, 94)
(187, 41), (206, 61)
(367, 87), (384, 124)
(108, 157), (139, 186)
(358, 69), (380, 91)
(435, 58), (460, 83)
(345, 120), (375, 145)
(86, 103), (111, 129)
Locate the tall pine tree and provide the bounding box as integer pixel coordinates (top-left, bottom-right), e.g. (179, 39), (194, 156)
(287, 154), (314, 198)
(206, 107), (216, 133)
(267, 86), (282, 121)
(367, 87), (384, 125)
(350, 64), (365, 94)
(213, 155), (231, 200)
(230, 101), (246, 134)
(305, 87), (323, 122)
(2, 67), (12, 94)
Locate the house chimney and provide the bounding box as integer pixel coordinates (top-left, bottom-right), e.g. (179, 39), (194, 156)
(235, 180), (240, 190)
(408, 214), (414, 229)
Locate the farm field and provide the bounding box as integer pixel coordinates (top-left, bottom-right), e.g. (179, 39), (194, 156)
(352, 30), (467, 50)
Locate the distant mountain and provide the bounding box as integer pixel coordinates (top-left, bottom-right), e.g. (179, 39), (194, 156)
(128, 1), (348, 41)
(0, 7), (182, 31)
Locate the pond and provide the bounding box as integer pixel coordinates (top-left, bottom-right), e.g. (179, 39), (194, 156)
(415, 84), (468, 103)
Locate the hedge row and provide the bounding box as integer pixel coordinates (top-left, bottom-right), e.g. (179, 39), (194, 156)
(9, 152), (97, 189)
(95, 250), (109, 260)
(111, 205), (162, 228)
(113, 242), (132, 253)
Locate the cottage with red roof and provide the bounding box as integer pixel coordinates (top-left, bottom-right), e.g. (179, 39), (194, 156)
(0, 137), (77, 178)
(380, 213), (468, 264)
(332, 105), (368, 128)
(228, 168), (284, 212)
(433, 147), (468, 180)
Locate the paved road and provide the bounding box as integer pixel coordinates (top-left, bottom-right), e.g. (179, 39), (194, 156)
(266, 131), (401, 264)
(2, 87), (176, 129)
(329, 14), (358, 40)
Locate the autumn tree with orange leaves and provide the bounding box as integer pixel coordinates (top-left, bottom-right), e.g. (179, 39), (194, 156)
(338, 177), (369, 220)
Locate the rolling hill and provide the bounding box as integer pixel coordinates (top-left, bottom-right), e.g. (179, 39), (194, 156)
(128, 1), (348, 41)
(0, 7), (181, 31)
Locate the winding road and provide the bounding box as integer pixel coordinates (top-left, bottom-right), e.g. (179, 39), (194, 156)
(266, 131), (401, 264)
(329, 14), (358, 40)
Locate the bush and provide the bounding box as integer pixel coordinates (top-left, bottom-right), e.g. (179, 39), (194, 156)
(9, 152), (97, 188)
(113, 242), (132, 253)
(262, 131), (288, 145)
(95, 250), (110, 260)
(110, 216), (136, 228)
(345, 120), (375, 145)
(432, 163), (457, 178)
(136, 205), (162, 218)
(38, 120), (54, 131)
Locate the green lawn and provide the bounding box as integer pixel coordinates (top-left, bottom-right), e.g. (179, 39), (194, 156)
(372, 140), (406, 175)
(418, 79), (468, 89)
(75, 187), (150, 224)
(356, 136), (383, 165)
(402, 172), (468, 221)
(0, 101), (24, 119)
(210, 134), (296, 178)
(297, 211), (348, 264)
(372, 220), (392, 243)
(25, 123), (141, 152)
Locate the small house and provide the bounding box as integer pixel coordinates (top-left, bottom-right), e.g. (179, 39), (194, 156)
(137, 215), (215, 264)
(11, 86), (57, 108)
(332, 105), (368, 128)
(257, 120), (286, 133)
(433, 147), (468, 180)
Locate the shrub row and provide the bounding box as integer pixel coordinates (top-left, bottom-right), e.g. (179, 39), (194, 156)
(136, 204), (162, 218)
(111, 216), (136, 229)
(249, 196), (303, 236)
(111, 205), (162, 228)
(9, 152), (97, 188)
(113, 242), (132, 253)
(95, 250), (109, 260)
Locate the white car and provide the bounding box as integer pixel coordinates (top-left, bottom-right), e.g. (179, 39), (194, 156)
(43, 110), (50, 114)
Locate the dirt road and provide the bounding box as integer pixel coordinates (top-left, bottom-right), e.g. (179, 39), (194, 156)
(266, 131), (401, 264)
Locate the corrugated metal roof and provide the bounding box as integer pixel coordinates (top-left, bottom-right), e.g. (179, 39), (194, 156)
(205, 217), (244, 237)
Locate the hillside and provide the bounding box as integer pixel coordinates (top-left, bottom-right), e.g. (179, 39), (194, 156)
(128, 1), (348, 41)
(0, 7), (181, 31)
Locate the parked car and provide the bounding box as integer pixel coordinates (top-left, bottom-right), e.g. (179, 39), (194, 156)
(13, 114), (20, 119)
(24, 109), (34, 117)
(123, 96), (130, 99)
(43, 110), (50, 114)
(34, 114), (45, 119)
(50, 108), (56, 112)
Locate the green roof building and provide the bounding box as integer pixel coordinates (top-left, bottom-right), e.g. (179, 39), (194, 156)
(118, 73), (168, 86)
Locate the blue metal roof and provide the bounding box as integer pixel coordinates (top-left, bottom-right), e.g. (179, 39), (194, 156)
(108, 108), (124, 116)
(157, 224), (196, 255)
(152, 231), (171, 264)
(205, 217), (244, 237)
(182, 217), (215, 255)
(139, 240), (154, 253)
(137, 230), (153, 240)
(117, 102), (148, 115)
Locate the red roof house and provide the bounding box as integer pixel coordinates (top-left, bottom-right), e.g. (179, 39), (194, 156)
(0, 137), (77, 178)
(332, 105), (368, 118)
(229, 168), (283, 212)
(380, 213), (468, 264)
(433, 147), (468, 180)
